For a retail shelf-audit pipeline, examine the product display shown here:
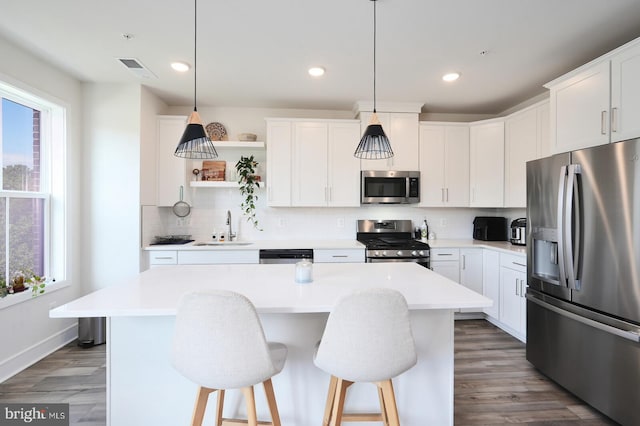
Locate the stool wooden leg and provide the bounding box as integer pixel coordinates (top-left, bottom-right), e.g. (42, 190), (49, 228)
(323, 375), (338, 426)
(241, 386), (258, 426)
(263, 378), (282, 426)
(191, 386), (214, 426)
(215, 389), (225, 426)
(330, 378), (353, 426)
(379, 380), (400, 426)
(377, 385), (389, 426)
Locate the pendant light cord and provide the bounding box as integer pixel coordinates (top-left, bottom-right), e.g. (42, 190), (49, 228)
(373, 0), (377, 113)
(193, 0), (198, 112)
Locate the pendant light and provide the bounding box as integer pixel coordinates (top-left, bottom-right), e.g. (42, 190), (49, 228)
(354, 0), (393, 159)
(174, 0), (218, 159)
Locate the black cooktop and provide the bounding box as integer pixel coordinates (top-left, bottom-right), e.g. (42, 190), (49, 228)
(357, 234), (430, 250)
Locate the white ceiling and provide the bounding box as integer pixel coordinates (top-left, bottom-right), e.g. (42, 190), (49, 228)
(1, 0), (640, 114)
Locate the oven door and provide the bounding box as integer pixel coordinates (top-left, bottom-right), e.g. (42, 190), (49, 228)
(367, 257), (430, 269)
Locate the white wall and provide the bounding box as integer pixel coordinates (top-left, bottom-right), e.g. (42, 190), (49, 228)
(81, 83), (144, 292)
(0, 34), (82, 381)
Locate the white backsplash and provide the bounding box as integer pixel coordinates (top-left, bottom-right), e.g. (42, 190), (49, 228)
(142, 187), (526, 245)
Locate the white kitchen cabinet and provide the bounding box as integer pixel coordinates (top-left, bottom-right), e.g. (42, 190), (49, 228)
(459, 248), (483, 313)
(267, 119), (360, 207)
(610, 42), (640, 142)
(499, 253), (527, 341)
(156, 115), (188, 207)
(266, 119), (292, 206)
(359, 112), (419, 171)
(430, 248), (460, 283)
(292, 122), (329, 206)
(419, 123), (469, 207)
(148, 250), (178, 267)
(482, 249), (500, 319)
(177, 250), (259, 264)
(547, 38), (640, 152)
(504, 101), (549, 207)
(548, 61), (610, 153)
(469, 119), (504, 207)
(313, 249), (365, 263)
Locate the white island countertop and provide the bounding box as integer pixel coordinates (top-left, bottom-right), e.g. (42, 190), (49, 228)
(144, 239), (365, 251)
(50, 262), (491, 318)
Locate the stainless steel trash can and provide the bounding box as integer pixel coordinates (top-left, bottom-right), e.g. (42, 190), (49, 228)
(78, 317), (106, 348)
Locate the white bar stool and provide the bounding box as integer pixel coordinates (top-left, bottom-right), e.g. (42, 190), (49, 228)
(314, 288), (417, 426)
(171, 290), (287, 426)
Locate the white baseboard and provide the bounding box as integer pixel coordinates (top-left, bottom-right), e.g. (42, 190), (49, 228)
(0, 323), (78, 383)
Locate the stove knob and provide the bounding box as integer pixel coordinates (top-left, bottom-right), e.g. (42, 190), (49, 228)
(411, 250), (418, 256)
(373, 251), (380, 257)
(419, 250), (425, 256)
(397, 250), (403, 257)
(382, 251), (387, 257)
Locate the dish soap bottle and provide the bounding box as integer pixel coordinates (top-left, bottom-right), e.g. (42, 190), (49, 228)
(420, 219), (429, 240)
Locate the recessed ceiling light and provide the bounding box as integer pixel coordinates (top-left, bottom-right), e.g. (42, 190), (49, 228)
(171, 62), (190, 72)
(308, 67), (326, 77)
(442, 72), (460, 82)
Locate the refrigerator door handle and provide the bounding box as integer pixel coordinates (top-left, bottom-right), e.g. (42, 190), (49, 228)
(527, 293), (640, 343)
(557, 165), (568, 288)
(565, 164), (582, 290)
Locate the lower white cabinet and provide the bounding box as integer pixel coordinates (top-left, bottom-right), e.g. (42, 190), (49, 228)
(148, 250), (178, 266)
(459, 248), (483, 313)
(430, 248), (460, 283)
(482, 249), (500, 319)
(314, 249), (365, 263)
(177, 250), (259, 265)
(498, 253), (527, 340)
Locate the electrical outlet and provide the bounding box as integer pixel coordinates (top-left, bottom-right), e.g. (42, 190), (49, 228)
(440, 218), (447, 227)
(337, 218), (345, 228)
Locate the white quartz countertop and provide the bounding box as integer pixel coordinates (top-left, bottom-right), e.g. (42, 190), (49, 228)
(50, 263), (491, 318)
(427, 239), (527, 256)
(144, 239), (365, 251)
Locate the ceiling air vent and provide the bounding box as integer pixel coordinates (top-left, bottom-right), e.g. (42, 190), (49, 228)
(117, 57), (157, 79)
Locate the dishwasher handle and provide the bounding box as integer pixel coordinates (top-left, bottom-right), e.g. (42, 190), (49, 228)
(259, 249), (314, 264)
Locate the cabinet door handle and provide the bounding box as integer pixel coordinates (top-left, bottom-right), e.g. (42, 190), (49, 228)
(515, 278), (520, 296)
(461, 254), (466, 270)
(520, 280), (525, 298)
(611, 107), (618, 133)
(441, 188), (445, 202)
(446, 188), (449, 202)
(601, 110), (608, 135)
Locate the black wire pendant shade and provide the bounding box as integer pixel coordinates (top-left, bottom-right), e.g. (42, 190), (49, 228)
(354, 0), (393, 160)
(174, 0), (218, 159)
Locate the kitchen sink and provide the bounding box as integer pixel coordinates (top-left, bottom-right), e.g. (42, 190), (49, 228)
(193, 241), (254, 246)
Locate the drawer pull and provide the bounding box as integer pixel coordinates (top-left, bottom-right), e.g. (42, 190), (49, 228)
(437, 253), (453, 256)
(154, 256), (174, 260)
(512, 261), (526, 267)
(332, 255), (348, 258)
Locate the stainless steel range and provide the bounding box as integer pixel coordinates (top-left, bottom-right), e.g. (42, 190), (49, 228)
(356, 219), (430, 268)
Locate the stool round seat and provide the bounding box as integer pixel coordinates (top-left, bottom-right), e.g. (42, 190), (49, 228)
(171, 290), (287, 426)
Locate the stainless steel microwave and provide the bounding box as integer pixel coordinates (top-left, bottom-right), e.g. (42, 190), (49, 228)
(361, 170), (420, 204)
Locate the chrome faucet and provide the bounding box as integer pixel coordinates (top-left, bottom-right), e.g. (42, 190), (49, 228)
(226, 210), (236, 241)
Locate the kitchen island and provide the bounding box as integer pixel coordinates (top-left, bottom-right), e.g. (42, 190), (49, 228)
(50, 262), (491, 426)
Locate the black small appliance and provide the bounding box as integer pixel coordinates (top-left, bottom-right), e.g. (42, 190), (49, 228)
(472, 216), (507, 241)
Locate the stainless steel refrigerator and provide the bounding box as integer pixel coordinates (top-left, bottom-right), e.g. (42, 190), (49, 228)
(526, 137), (640, 426)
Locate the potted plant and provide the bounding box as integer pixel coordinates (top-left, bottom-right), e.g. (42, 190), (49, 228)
(235, 155), (263, 230)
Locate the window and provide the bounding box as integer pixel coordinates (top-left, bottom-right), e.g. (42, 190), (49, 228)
(0, 85), (63, 287)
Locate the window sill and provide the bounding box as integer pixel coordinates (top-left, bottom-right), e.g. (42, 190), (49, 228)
(0, 280), (70, 311)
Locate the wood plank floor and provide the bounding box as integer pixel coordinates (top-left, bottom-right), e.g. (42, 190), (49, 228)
(0, 320), (618, 425)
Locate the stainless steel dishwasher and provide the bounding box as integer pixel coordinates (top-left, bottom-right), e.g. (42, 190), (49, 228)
(259, 249), (313, 264)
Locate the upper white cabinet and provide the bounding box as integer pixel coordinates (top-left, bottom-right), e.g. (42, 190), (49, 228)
(266, 119), (292, 206)
(266, 118), (361, 207)
(546, 37), (640, 153)
(157, 115), (188, 207)
(419, 123), (469, 207)
(469, 119), (505, 207)
(504, 101), (549, 207)
(359, 112), (420, 171)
